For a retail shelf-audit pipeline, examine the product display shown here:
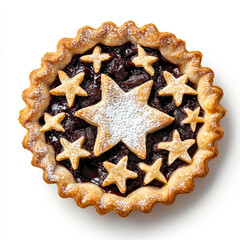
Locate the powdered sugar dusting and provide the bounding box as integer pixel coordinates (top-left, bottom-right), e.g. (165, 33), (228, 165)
(95, 89), (151, 151)
(79, 75), (174, 158)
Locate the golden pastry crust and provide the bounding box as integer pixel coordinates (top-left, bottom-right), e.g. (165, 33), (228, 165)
(19, 21), (226, 217)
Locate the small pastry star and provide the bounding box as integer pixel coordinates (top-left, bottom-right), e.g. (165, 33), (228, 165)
(157, 130), (195, 165)
(102, 156), (138, 194)
(159, 71), (197, 106)
(76, 74), (174, 159)
(40, 112), (65, 132)
(139, 158), (167, 185)
(50, 71), (88, 107)
(132, 44), (158, 76)
(80, 46), (112, 73)
(56, 136), (91, 170)
(182, 107), (204, 132)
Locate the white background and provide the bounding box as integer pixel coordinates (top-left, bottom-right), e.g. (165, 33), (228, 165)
(1, 0), (239, 239)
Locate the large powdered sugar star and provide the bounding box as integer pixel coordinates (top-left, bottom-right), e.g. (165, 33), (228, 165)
(76, 74), (174, 159)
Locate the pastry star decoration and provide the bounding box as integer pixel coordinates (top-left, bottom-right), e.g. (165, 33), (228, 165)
(56, 136), (91, 170)
(76, 74), (174, 159)
(40, 112), (65, 132)
(139, 158), (167, 185)
(80, 46), (112, 73)
(159, 71), (197, 106)
(132, 44), (158, 76)
(50, 71), (88, 107)
(182, 107), (204, 132)
(158, 130), (195, 165)
(102, 156), (138, 194)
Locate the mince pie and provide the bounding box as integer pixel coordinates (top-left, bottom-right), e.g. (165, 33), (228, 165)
(19, 21), (226, 216)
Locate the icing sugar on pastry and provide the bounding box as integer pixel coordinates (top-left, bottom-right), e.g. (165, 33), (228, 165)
(76, 74), (174, 159)
(139, 158), (167, 185)
(132, 44), (158, 76)
(158, 130), (195, 165)
(56, 136), (91, 170)
(159, 71), (197, 106)
(50, 71), (88, 107)
(80, 46), (112, 73)
(40, 112), (65, 132)
(182, 107), (204, 132)
(102, 156), (138, 194)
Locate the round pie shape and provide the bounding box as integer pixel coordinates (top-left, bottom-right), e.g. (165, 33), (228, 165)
(19, 21), (225, 216)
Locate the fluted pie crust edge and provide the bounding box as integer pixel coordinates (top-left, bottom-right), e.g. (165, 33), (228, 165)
(19, 21), (226, 216)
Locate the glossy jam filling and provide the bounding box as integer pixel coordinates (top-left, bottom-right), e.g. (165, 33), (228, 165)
(39, 42), (204, 196)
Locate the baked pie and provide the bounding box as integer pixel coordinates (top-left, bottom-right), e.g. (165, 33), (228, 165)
(19, 21), (226, 216)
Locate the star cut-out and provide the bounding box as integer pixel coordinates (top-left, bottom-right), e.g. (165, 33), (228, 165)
(56, 136), (91, 170)
(132, 44), (158, 76)
(139, 158), (167, 185)
(76, 74), (174, 159)
(157, 130), (195, 165)
(182, 107), (204, 132)
(159, 71), (197, 106)
(40, 112), (65, 132)
(50, 71), (88, 107)
(102, 156), (138, 194)
(80, 46), (112, 73)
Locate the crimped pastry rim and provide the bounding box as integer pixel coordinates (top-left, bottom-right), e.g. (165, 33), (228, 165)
(19, 21), (226, 217)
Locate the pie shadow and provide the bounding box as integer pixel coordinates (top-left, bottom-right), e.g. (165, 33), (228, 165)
(55, 92), (229, 228)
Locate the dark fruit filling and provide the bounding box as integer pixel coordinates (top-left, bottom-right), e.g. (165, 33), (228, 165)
(39, 42), (204, 196)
